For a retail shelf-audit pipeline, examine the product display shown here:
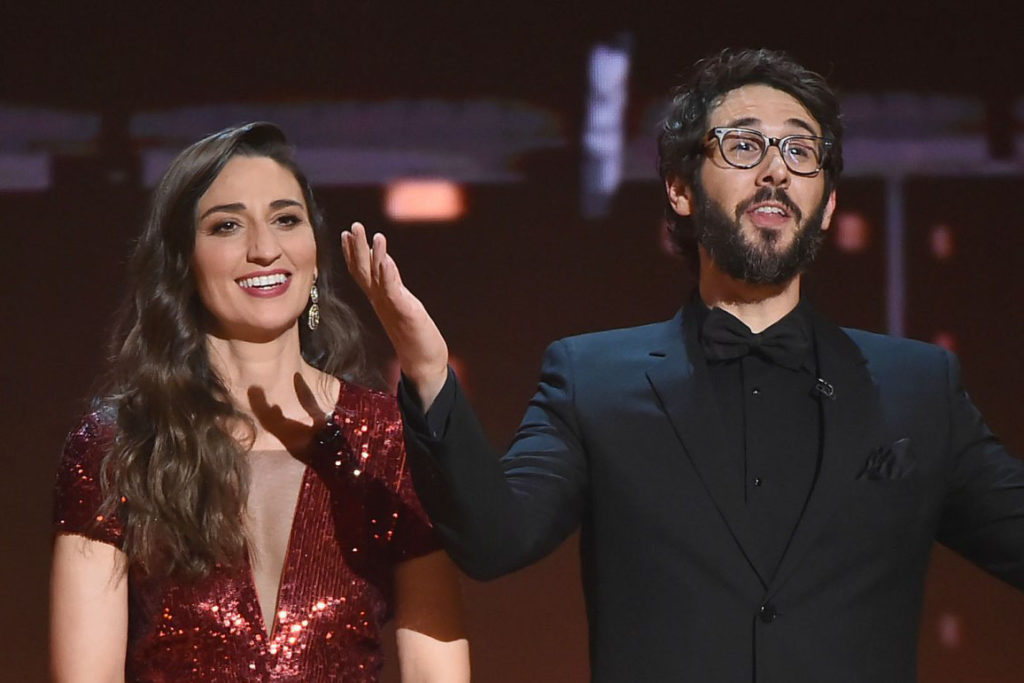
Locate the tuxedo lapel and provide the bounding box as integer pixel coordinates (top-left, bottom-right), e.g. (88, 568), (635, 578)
(645, 306), (769, 586)
(767, 312), (884, 595)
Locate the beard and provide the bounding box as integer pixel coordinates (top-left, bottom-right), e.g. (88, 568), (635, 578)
(692, 181), (829, 286)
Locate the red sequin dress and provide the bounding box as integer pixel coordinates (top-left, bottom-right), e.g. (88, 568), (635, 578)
(54, 382), (440, 682)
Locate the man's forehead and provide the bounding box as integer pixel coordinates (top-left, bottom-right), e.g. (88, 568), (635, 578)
(708, 84), (821, 135)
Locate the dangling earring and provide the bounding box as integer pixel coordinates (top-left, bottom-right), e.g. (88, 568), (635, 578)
(307, 282), (320, 331)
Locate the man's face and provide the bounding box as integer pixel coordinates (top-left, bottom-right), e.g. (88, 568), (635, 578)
(670, 84), (836, 285)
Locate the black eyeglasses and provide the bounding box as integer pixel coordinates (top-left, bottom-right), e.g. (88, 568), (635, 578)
(707, 127), (832, 176)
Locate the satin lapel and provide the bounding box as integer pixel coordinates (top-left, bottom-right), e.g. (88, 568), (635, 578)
(645, 306), (768, 586)
(767, 313), (883, 595)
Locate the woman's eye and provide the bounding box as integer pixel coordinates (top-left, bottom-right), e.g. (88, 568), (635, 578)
(209, 220), (239, 234)
(274, 213), (304, 228)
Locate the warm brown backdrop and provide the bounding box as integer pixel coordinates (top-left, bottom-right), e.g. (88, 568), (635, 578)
(3, 4), (1022, 681)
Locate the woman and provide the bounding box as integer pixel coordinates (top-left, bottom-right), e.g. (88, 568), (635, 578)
(51, 122), (469, 682)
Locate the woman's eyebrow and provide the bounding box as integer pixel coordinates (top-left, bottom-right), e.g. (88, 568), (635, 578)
(199, 198), (304, 221)
(199, 202), (246, 220)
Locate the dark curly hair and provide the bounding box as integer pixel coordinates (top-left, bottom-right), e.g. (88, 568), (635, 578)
(97, 122), (368, 577)
(657, 48), (844, 269)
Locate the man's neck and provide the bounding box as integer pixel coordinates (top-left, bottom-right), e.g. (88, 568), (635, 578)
(698, 256), (802, 334)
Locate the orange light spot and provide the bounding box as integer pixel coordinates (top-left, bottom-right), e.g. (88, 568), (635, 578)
(385, 179), (465, 222)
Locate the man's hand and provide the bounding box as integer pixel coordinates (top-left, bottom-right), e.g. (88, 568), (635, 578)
(342, 222), (449, 409)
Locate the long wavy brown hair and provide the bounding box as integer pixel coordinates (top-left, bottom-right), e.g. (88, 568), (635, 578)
(97, 122), (367, 578)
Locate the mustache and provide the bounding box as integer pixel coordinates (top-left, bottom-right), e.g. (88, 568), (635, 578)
(735, 187), (802, 223)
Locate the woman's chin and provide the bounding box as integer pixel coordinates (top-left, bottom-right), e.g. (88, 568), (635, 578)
(206, 319), (302, 345)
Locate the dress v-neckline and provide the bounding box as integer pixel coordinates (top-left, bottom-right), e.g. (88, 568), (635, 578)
(242, 384), (344, 645)
(244, 464), (313, 643)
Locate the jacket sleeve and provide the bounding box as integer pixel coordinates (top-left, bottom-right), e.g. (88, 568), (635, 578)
(936, 350), (1024, 588)
(398, 339), (588, 580)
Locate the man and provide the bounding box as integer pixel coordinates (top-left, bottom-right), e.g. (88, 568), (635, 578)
(343, 49), (1024, 682)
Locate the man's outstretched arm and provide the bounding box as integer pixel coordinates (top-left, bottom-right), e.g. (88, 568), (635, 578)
(343, 224), (587, 579)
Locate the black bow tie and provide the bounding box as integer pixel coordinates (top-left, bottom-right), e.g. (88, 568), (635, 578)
(700, 307), (810, 370)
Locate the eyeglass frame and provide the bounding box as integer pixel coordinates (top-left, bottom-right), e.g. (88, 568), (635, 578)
(706, 127), (834, 177)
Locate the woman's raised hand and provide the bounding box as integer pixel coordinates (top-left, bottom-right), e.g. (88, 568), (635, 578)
(342, 222), (450, 408)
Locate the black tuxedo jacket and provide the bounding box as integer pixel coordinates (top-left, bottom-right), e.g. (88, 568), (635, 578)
(401, 305), (1024, 682)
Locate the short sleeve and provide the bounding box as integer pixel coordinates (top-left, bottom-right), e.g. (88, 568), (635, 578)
(53, 413), (125, 548)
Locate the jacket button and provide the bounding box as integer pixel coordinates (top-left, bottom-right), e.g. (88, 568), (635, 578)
(759, 603), (777, 623)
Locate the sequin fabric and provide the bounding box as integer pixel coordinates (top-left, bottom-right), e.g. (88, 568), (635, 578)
(54, 382), (440, 682)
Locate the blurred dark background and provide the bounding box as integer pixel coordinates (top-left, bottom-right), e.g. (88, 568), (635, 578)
(3, 3), (1022, 681)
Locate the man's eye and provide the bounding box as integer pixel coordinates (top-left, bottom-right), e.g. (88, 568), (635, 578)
(728, 139), (760, 152)
(725, 134), (764, 154)
(785, 140), (820, 160)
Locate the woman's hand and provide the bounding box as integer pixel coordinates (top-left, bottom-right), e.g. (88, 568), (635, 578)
(342, 222), (449, 409)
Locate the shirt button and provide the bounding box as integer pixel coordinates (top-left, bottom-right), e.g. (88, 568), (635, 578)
(751, 387), (761, 396)
(753, 477), (763, 487)
(759, 603), (778, 623)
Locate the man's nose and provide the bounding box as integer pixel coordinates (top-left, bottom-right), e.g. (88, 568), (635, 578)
(755, 146), (792, 188)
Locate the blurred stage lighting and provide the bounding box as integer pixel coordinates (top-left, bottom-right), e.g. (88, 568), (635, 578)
(932, 331), (957, 352)
(832, 210), (872, 253)
(581, 34), (631, 220)
(937, 612), (962, 648)
(929, 223), (956, 261)
(385, 179), (465, 222)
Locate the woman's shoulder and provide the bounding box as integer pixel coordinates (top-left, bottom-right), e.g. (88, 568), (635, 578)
(54, 406), (124, 545)
(61, 406), (117, 470)
(332, 378), (401, 422)
(316, 379), (404, 472)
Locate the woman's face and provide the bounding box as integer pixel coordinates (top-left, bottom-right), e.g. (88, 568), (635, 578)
(192, 155), (318, 342)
